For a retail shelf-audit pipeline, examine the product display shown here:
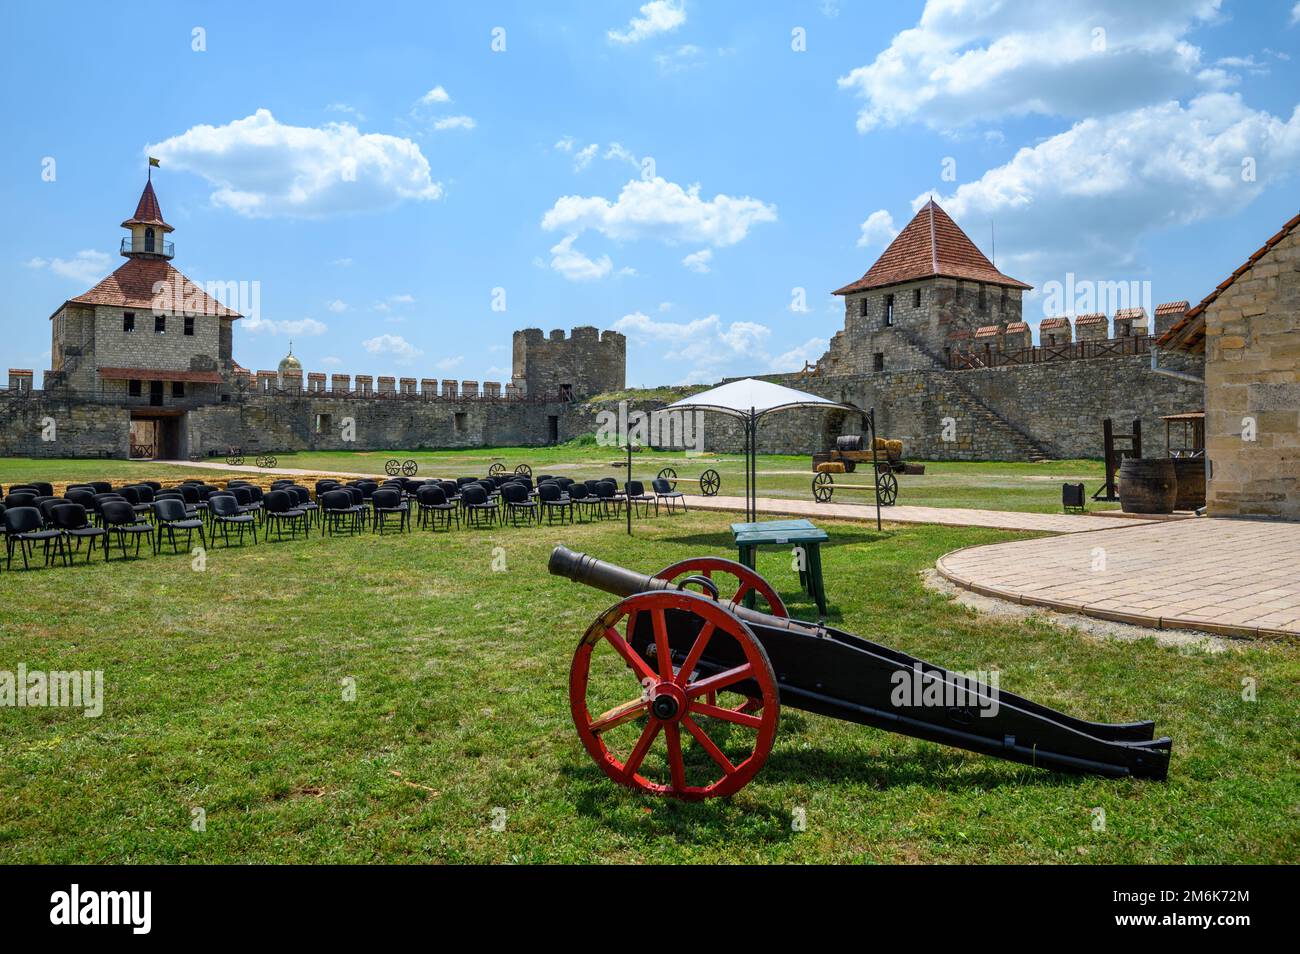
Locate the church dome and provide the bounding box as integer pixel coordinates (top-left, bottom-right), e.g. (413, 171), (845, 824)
(278, 345), (302, 374)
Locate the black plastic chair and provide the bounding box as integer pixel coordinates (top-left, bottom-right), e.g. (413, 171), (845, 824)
(320, 489), (364, 536)
(4, 506), (62, 569)
(460, 484), (498, 528)
(501, 481), (539, 526)
(568, 483), (601, 522)
(624, 480), (658, 518)
(262, 490), (307, 540)
(51, 503), (108, 563)
(209, 494), (258, 546)
(652, 477), (687, 513)
(99, 499), (156, 559)
(595, 481), (623, 518)
(537, 481), (572, 525)
(370, 488), (409, 534)
(416, 485), (459, 531)
(152, 497), (207, 554)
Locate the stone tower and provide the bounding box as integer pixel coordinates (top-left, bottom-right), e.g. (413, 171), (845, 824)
(45, 174), (243, 399)
(819, 200), (1031, 374)
(511, 326), (626, 401)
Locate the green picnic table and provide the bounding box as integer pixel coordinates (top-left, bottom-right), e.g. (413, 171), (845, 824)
(730, 518), (829, 616)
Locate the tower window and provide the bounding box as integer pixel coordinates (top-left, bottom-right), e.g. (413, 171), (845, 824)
(128, 379), (141, 397)
(883, 294), (895, 327)
(872, 352), (885, 372)
(155, 315), (166, 334)
(123, 312), (135, 333)
(172, 381), (185, 398)
(858, 298), (868, 318)
(978, 285), (988, 312)
(184, 317), (195, 336)
(913, 288), (921, 308)
(145, 227), (155, 253)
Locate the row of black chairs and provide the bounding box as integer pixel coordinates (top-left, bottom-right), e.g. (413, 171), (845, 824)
(0, 470), (690, 569)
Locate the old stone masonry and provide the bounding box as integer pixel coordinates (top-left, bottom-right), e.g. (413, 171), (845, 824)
(4, 176), (1200, 462)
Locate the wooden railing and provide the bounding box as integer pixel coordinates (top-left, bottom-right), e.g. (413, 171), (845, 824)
(948, 335), (1153, 370)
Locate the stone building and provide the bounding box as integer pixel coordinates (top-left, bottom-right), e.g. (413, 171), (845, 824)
(1159, 211), (1299, 519)
(511, 325), (625, 401)
(44, 176), (243, 457)
(820, 200), (1031, 375)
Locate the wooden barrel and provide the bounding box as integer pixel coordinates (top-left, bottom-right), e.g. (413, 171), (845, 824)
(835, 434), (863, 452)
(1172, 456), (1206, 511)
(1119, 458), (1177, 514)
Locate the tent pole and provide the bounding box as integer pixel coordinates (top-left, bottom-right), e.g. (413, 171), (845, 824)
(626, 439), (632, 536)
(869, 407), (881, 532)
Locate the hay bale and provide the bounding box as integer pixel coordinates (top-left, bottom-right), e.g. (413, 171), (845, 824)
(815, 461), (845, 474)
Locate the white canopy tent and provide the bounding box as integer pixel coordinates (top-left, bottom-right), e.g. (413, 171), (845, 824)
(666, 378), (879, 527)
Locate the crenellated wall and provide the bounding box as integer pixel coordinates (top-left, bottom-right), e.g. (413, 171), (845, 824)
(512, 325), (625, 400)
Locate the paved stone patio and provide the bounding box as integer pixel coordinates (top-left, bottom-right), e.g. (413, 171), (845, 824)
(937, 517), (1300, 640)
(684, 493), (1159, 534)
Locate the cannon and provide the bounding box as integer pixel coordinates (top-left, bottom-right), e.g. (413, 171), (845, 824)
(550, 546), (1171, 800)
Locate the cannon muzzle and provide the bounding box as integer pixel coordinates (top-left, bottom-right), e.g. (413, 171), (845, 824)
(549, 545), (668, 599)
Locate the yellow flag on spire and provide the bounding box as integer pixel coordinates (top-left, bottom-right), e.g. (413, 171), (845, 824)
(148, 156), (160, 168)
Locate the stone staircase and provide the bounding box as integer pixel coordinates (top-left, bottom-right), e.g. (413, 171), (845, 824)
(889, 324), (1061, 459)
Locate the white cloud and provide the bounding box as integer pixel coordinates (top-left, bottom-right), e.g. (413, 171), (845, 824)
(243, 317), (328, 336)
(838, 0), (1225, 132)
(549, 234), (614, 282)
(656, 44), (703, 73)
(484, 365), (512, 379)
(326, 299), (348, 313)
(682, 248), (712, 272)
(932, 93), (1300, 283)
(436, 355), (464, 371)
(857, 209), (899, 248)
(326, 103), (366, 122)
(608, 0), (686, 45)
(433, 115), (476, 131)
(24, 249), (111, 284)
(772, 337), (830, 371)
(573, 143), (599, 171)
(555, 136), (576, 152)
(332, 257), (353, 267)
(148, 109), (442, 218)
(603, 142), (642, 171)
(362, 334), (423, 362)
(614, 311), (775, 384)
(542, 176), (776, 247)
(421, 85), (452, 104)
(372, 293), (415, 311)
(320, 356), (342, 367)
(1292, 2), (1300, 25)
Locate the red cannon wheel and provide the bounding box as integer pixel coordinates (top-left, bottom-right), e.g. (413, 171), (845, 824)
(653, 556), (788, 618)
(570, 589), (780, 800)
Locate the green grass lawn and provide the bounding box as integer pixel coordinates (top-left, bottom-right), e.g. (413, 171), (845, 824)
(0, 504), (1293, 863)
(0, 448), (1119, 514)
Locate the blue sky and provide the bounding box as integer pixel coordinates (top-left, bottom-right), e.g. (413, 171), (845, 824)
(3, 0), (1299, 387)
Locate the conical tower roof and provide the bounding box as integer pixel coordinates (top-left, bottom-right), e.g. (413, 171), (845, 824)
(121, 179), (173, 232)
(834, 199), (1029, 295)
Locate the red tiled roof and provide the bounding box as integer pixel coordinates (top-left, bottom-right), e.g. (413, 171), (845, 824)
(974, 325), (1000, 337)
(834, 200), (1031, 295)
(1159, 211), (1300, 353)
(1154, 300), (1189, 316)
(1115, 307), (1146, 319)
(98, 367), (224, 384)
(1006, 321), (1029, 332)
(53, 258), (242, 319)
(1040, 316), (1069, 328)
(9, 368), (34, 375)
(1075, 313), (1106, 324)
(121, 179), (173, 231)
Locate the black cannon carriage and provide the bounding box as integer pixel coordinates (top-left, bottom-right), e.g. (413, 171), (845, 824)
(550, 546), (1171, 800)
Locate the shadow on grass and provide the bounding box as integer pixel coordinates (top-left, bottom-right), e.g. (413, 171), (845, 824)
(657, 529), (896, 550)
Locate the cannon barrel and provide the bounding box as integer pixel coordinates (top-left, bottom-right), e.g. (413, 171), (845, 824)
(549, 546), (811, 633)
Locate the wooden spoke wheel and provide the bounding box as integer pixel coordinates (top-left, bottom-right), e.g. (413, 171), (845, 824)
(570, 589), (780, 800)
(812, 471), (834, 502)
(699, 468), (721, 496)
(514, 463), (532, 478)
(385, 459), (401, 476)
(843, 460), (857, 473)
(488, 462), (506, 477)
(226, 454), (244, 467)
(656, 466), (678, 489)
(653, 556), (788, 618)
(401, 459), (419, 477)
(877, 471), (898, 506)
(256, 454), (277, 469)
